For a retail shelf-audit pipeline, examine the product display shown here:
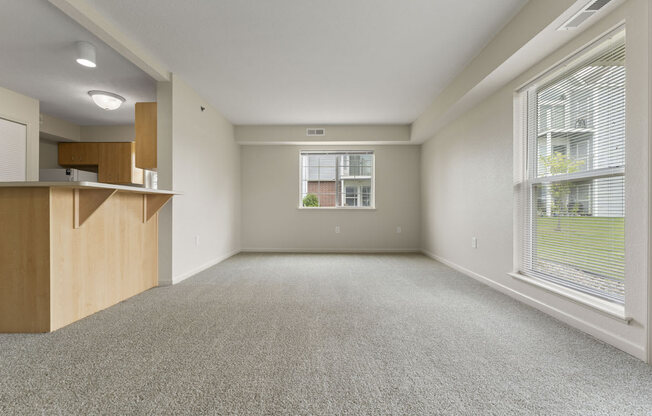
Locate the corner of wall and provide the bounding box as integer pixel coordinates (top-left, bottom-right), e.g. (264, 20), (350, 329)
(164, 74), (241, 284)
(156, 80), (174, 286)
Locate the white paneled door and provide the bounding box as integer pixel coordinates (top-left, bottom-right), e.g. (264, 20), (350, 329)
(0, 117), (27, 181)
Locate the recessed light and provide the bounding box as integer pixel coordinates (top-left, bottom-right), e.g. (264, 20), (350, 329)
(76, 41), (96, 68)
(88, 90), (125, 110)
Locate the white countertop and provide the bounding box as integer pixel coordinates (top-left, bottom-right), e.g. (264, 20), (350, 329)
(0, 181), (180, 195)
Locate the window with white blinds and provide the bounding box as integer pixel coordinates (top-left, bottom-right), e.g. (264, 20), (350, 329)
(300, 151), (374, 208)
(515, 27), (626, 303)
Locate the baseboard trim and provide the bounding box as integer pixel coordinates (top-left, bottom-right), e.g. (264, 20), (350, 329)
(166, 249), (241, 285)
(240, 248), (421, 254)
(420, 249), (646, 361)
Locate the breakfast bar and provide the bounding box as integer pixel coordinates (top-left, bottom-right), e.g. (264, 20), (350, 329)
(0, 182), (177, 332)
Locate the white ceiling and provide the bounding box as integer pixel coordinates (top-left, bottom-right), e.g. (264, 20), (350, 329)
(0, 0), (156, 126)
(86, 0), (528, 125)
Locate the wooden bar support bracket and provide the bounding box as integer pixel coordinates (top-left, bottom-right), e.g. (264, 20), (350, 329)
(73, 188), (117, 228)
(143, 194), (173, 222)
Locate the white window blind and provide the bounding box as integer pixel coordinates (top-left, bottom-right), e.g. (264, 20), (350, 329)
(0, 117), (27, 181)
(516, 27), (626, 303)
(300, 151), (374, 208)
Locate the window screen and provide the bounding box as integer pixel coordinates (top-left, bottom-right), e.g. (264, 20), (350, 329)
(300, 151), (374, 208)
(516, 27), (626, 303)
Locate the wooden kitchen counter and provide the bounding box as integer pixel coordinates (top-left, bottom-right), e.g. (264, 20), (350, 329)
(0, 182), (178, 332)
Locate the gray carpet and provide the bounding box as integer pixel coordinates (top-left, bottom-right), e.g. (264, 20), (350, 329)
(1, 253), (651, 415)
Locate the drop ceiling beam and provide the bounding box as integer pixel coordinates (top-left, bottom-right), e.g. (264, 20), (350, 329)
(48, 0), (170, 82)
(410, 0), (585, 144)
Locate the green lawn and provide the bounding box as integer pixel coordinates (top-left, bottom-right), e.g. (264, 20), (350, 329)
(535, 216), (625, 281)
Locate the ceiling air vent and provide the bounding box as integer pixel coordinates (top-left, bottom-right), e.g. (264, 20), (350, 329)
(558, 0), (612, 31)
(306, 128), (325, 137)
(586, 0), (611, 11)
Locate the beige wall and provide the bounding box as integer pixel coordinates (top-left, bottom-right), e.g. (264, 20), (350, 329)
(169, 75), (241, 283)
(40, 113), (80, 142)
(156, 80), (174, 285)
(241, 144), (420, 251)
(0, 86), (39, 180)
(421, 0), (650, 361)
(38, 139), (61, 169)
(649, 0), (652, 365)
(40, 113), (135, 143)
(236, 124), (411, 144)
(80, 124), (134, 142)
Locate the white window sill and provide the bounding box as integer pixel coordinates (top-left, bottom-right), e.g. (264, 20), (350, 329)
(508, 272), (631, 323)
(297, 206), (376, 211)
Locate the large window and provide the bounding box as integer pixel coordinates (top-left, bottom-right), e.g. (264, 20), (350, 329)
(300, 151), (374, 208)
(515, 27), (626, 303)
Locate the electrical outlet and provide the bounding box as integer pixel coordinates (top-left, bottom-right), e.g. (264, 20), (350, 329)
(335, 225), (341, 234)
(195, 235), (200, 247)
(471, 237), (477, 249)
(396, 226), (402, 234)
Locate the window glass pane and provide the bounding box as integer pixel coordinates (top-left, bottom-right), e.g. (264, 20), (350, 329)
(349, 155), (361, 176)
(361, 185), (371, 207)
(536, 39), (625, 179)
(345, 186), (358, 207)
(533, 178), (624, 300)
(360, 154), (373, 176)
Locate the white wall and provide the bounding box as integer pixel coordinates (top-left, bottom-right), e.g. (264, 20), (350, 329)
(241, 144), (420, 251)
(421, 0), (650, 361)
(169, 75), (241, 283)
(0, 85), (39, 180)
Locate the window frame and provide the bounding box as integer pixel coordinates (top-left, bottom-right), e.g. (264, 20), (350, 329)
(511, 25), (630, 319)
(298, 150), (376, 210)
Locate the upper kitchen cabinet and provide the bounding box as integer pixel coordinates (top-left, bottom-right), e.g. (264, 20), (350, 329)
(58, 142), (99, 166)
(98, 142), (143, 184)
(58, 142), (143, 185)
(135, 102), (157, 169)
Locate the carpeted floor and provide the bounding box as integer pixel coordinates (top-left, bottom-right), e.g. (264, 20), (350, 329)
(1, 253), (652, 415)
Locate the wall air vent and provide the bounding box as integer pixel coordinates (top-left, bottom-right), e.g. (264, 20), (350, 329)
(306, 128), (326, 137)
(558, 0), (612, 31)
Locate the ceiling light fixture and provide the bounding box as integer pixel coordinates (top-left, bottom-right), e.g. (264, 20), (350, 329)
(75, 41), (96, 68)
(88, 90), (125, 110)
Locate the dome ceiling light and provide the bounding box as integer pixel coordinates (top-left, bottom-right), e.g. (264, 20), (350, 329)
(88, 90), (125, 110)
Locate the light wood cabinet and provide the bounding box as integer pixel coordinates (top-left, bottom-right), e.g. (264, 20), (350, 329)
(58, 142), (99, 165)
(135, 102), (157, 169)
(0, 183), (175, 332)
(58, 142), (143, 185)
(98, 142), (143, 184)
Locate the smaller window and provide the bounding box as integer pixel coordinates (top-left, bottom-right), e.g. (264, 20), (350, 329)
(345, 186), (358, 206)
(300, 151), (374, 208)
